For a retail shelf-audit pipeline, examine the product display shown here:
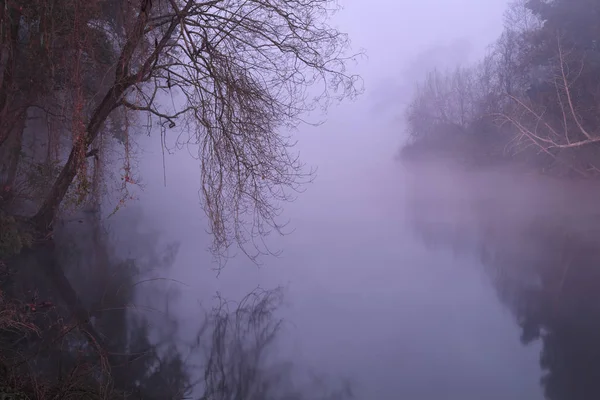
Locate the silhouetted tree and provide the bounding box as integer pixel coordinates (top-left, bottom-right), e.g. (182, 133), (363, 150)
(398, 0), (600, 176)
(0, 0), (364, 265)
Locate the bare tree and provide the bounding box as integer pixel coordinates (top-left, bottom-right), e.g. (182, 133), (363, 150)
(503, 0), (542, 35)
(31, 0), (363, 263)
(405, 64), (497, 142)
(498, 36), (600, 176)
(488, 0), (541, 102)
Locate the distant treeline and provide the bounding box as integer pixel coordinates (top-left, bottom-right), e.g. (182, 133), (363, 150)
(399, 0), (600, 178)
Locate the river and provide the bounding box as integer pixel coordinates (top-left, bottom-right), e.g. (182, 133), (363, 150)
(128, 90), (554, 399)
(97, 0), (585, 398)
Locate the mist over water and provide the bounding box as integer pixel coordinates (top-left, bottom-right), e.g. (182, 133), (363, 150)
(79, 0), (597, 398)
(125, 4), (558, 391)
(132, 106), (552, 399)
(6, 0), (600, 398)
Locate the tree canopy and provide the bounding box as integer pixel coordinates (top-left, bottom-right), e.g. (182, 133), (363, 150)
(0, 0), (362, 262)
(400, 0), (600, 177)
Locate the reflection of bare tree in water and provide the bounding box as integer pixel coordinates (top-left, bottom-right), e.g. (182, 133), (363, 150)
(0, 208), (353, 399)
(408, 201), (600, 400)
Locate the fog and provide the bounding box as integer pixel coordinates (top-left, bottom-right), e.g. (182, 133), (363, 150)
(115, 0), (549, 398)
(7, 0), (600, 398)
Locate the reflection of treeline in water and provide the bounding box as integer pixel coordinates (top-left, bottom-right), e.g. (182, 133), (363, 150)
(409, 194), (600, 400)
(399, 0), (600, 178)
(400, 1), (600, 397)
(486, 220), (600, 400)
(0, 206), (352, 399)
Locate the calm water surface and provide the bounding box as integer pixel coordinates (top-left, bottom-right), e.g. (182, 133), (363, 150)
(135, 109), (577, 399)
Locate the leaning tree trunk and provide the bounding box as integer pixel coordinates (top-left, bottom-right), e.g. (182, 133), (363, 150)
(31, 0), (185, 232)
(31, 0), (186, 232)
(31, 83), (128, 231)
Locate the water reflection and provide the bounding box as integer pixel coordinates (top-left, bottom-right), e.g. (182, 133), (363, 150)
(0, 205), (352, 399)
(406, 161), (600, 400)
(1, 206), (193, 398)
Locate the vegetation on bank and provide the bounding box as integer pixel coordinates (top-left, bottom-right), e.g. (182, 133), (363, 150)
(399, 0), (600, 179)
(401, 4), (600, 398)
(0, 0), (362, 261)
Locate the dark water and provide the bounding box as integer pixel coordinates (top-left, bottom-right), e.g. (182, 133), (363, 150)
(404, 161), (600, 400)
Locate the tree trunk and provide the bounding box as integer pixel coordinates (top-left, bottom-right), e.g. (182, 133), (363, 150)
(31, 84), (127, 231)
(32, 143), (81, 230)
(31, 0), (173, 231)
(0, 5), (23, 149)
(0, 109), (25, 208)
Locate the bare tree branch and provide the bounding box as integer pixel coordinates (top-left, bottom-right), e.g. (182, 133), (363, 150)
(498, 36), (600, 163)
(31, 0), (363, 266)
